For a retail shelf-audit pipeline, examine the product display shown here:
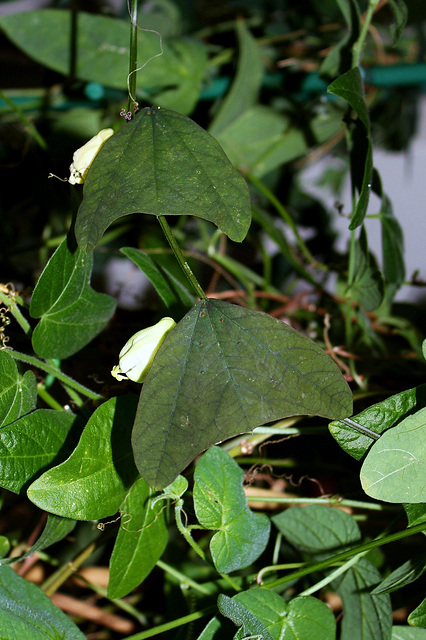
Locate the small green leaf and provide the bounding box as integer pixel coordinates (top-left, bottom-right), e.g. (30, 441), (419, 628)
(332, 558), (392, 640)
(0, 410), (79, 494)
(196, 617), (223, 640)
(0, 350), (37, 427)
(120, 247), (178, 308)
(132, 299), (352, 489)
(28, 396), (139, 520)
(210, 20), (264, 136)
(0, 565), (86, 639)
(392, 626), (426, 639)
(231, 589), (336, 640)
(371, 552), (426, 595)
(408, 598), (426, 628)
(0, 515), (76, 566)
(75, 107), (251, 251)
(0, 537), (10, 559)
(360, 406), (426, 503)
(272, 504), (361, 559)
(350, 226), (384, 311)
(217, 594), (272, 640)
(193, 447), (270, 573)
(387, 0), (408, 45)
(320, 0), (360, 77)
(404, 503), (426, 529)
(30, 235), (116, 359)
(329, 385), (426, 460)
(108, 477), (168, 599)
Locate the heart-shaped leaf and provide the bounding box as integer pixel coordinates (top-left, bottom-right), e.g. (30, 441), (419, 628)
(0, 350), (36, 428)
(132, 299), (352, 489)
(193, 447), (270, 574)
(28, 396), (139, 520)
(360, 406), (426, 503)
(74, 107), (251, 252)
(30, 235), (116, 359)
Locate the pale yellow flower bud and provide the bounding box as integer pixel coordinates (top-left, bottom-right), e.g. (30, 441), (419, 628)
(111, 317), (176, 383)
(69, 128), (114, 185)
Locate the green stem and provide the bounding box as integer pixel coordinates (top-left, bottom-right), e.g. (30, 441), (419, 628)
(123, 605), (217, 640)
(244, 496), (399, 511)
(37, 384), (65, 411)
(127, 0), (138, 112)
(8, 350), (103, 401)
(339, 416), (380, 440)
(156, 559), (211, 595)
(157, 216), (207, 300)
(352, 0), (380, 69)
(260, 521), (426, 589)
(0, 91), (47, 150)
(0, 290), (32, 336)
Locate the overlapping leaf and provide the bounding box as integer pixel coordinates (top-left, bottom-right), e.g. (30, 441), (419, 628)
(75, 107), (251, 252)
(28, 396), (139, 520)
(132, 299), (352, 489)
(30, 235), (116, 359)
(0, 350), (36, 428)
(193, 447), (270, 574)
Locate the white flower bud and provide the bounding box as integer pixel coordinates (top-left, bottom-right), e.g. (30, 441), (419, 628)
(69, 128), (114, 185)
(111, 317), (176, 383)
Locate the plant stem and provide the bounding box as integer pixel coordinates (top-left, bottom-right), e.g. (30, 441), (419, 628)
(156, 559), (211, 595)
(127, 0), (138, 112)
(37, 384), (65, 411)
(339, 416), (380, 440)
(157, 216), (207, 300)
(352, 0), (380, 68)
(260, 521), (426, 589)
(42, 542), (97, 596)
(8, 350), (103, 401)
(123, 605), (217, 640)
(0, 289), (32, 336)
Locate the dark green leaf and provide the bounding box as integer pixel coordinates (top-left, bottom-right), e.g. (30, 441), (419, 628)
(120, 247), (178, 308)
(28, 396), (139, 520)
(217, 594), (272, 640)
(0, 350), (37, 428)
(272, 504), (361, 560)
(0, 11), (207, 114)
(0, 515), (76, 566)
(404, 503), (426, 529)
(329, 384), (426, 460)
(360, 406), (426, 503)
(232, 589), (336, 640)
(75, 107), (251, 251)
(320, 0), (360, 77)
(132, 299), (352, 489)
(350, 226), (384, 311)
(372, 552), (426, 594)
(407, 598), (426, 628)
(381, 199), (406, 292)
(332, 558), (392, 640)
(193, 447), (270, 573)
(328, 67), (373, 229)
(210, 20), (264, 136)
(388, 0), (408, 44)
(108, 477), (168, 599)
(0, 565), (86, 639)
(0, 410), (78, 494)
(30, 235), (116, 359)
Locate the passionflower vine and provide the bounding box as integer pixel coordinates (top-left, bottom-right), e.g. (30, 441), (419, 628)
(68, 128), (114, 185)
(111, 317), (176, 383)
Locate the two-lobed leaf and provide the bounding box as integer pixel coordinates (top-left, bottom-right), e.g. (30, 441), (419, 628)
(30, 235), (116, 359)
(28, 396), (139, 520)
(0, 350), (36, 428)
(132, 299), (352, 489)
(108, 477), (168, 599)
(75, 107), (252, 252)
(360, 406), (426, 503)
(193, 447), (270, 574)
(0, 565), (85, 639)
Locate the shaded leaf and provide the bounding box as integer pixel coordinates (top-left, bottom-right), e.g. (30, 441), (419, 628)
(0, 514), (76, 566)
(332, 558), (392, 640)
(0, 350), (37, 428)
(232, 589), (336, 640)
(108, 477), (168, 599)
(75, 107), (251, 251)
(28, 396), (139, 520)
(210, 20), (264, 136)
(132, 299), (352, 489)
(329, 384), (426, 460)
(407, 598), (426, 628)
(120, 247), (178, 308)
(360, 406), (426, 503)
(0, 410), (79, 494)
(30, 235), (116, 359)
(388, 0), (408, 45)
(0, 565), (85, 639)
(193, 447), (270, 573)
(350, 226), (384, 311)
(372, 552), (426, 595)
(404, 503), (426, 529)
(217, 594), (272, 640)
(320, 0), (360, 78)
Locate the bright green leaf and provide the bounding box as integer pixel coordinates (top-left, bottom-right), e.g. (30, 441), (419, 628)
(0, 537), (10, 559)
(0, 350), (37, 428)
(210, 20), (264, 136)
(392, 626), (426, 639)
(75, 107), (251, 251)
(196, 617), (223, 639)
(360, 406), (426, 503)
(332, 558), (392, 640)
(30, 235), (116, 359)
(408, 598), (426, 628)
(0, 565), (86, 639)
(0, 410), (79, 494)
(108, 477), (168, 598)
(232, 589), (336, 640)
(132, 299), (352, 489)
(193, 447), (270, 573)
(217, 594), (272, 640)
(329, 385), (426, 460)
(371, 552), (426, 595)
(28, 396), (139, 520)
